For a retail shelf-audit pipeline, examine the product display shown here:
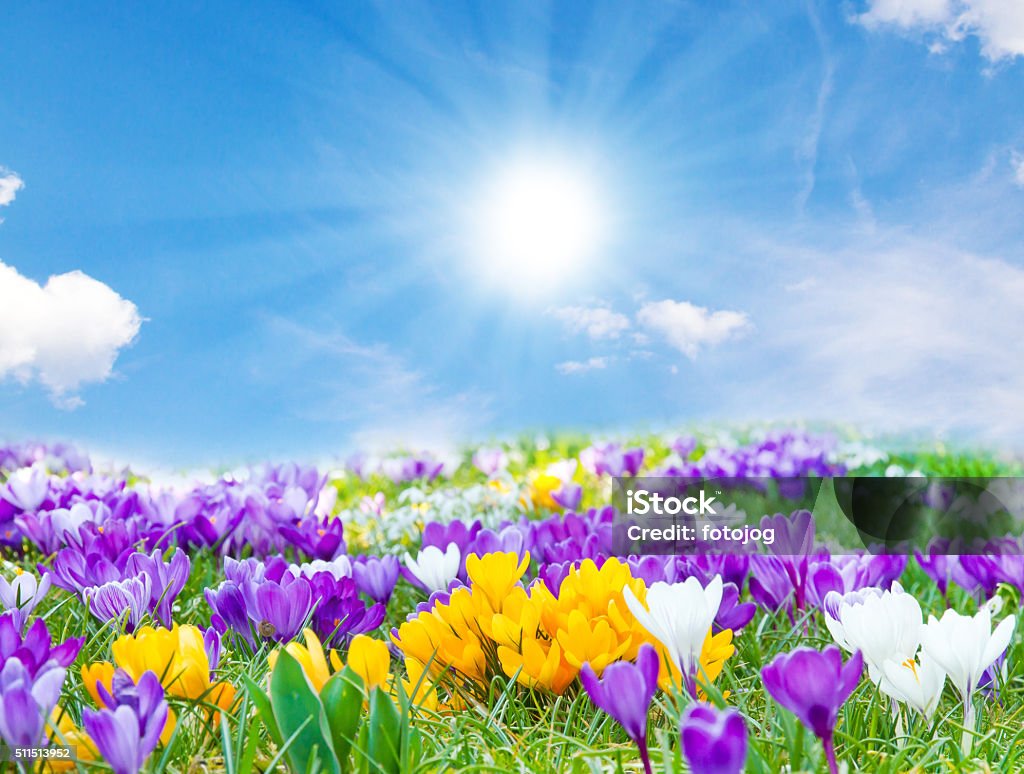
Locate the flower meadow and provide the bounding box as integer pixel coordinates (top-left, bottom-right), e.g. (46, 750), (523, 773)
(0, 432), (1022, 773)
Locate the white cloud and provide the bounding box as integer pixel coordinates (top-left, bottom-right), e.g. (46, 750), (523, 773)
(550, 305), (630, 340)
(555, 357), (609, 375)
(752, 237), (1024, 439)
(1012, 151), (1024, 187)
(637, 299), (751, 359)
(857, 0), (1024, 61)
(860, 0), (955, 27)
(0, 261), (141, 406)
(0, 169), (24, 208)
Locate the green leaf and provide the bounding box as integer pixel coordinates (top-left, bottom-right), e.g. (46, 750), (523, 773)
(269, 649), (341, 774)
(321, 666), (365, 770)
(242, 673), (283, 749)
(366, 687), (402, 774)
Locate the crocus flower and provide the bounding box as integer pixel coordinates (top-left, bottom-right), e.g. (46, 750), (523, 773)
(551, 482), (583, 512)
(254, 573), (314, 642)
(105, 624), (235, 711)
(279, 513), (347, 561)
(0, 657), (67, 749)
(268, 628), (338, 693)
(579, 443), (644, 478)
(762, 645), (863, 774)
(624, 575), (723, 697)
(472, 447), (508, 476)
(84, 576), (153, 632)
(288, 556), (353, 581)
(920, 607), (1015, 752)
(878, 651), (946, 720)
(1, 464), (50, 512)
(823, 582), (923, 683)
(83, 670), (168, 774)
(403, 544), (461, 593)
(308, 575), (385, 648)
(579, 643), (659, 774)
(353, 555), (400, 604)
(680, 704), (747, 774)
(345, 634), (391, 691)
(124, 548), (191, 628)
(0, 614), (83, 677)
(0, 569), (51, 629)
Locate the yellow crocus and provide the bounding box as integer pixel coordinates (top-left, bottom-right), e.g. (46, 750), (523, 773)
(268, 628), (337, 693)
(497, 634), (577, 694)
(465, 551), (530, 612)
(345, 634), (391, 691)
(401, 657), (441, 712)
(555, 609), (631, 674)
(110, 624), (235, 712)
(525, 472), (565, 511)
(46, 707), (98, 771)
(80, 661), (114, 708)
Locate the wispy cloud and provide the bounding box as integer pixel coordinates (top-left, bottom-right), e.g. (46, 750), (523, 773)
(856, 0), (1024, 62)
(255, 316), (491, 451)
(747, 233), (1024, 439)
(796, 1), (835, 212)
(1012, 150), (1024, 187)
(549, 305), (631, 340)
(846, 157), (877, 232)
(555, 356), (610, 375)
(0, 261), (142, 407)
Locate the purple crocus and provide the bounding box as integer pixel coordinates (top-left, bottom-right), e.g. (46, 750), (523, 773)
(762, 645), (863, 774)
(472, 447), (507, 476)
(714, 582), (756, 633)
(254, 573), (313, 642)
(279, 513), (347, 561)
(84, 576), (153, 631)
(84, 670), (168, 774)
(0, 614), (83, 677)
(309, 575), (385, 647)
(579, 643), (660, 774)
(0, 658), (67, 749)
(124, 548), (191, 627)
(551, 481), (583, 512)
(680, 704), (747, 774)
(0, 614), (79, 752)
(352, 555), (400, 604)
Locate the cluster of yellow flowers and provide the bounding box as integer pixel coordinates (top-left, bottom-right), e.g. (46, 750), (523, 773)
(391, 551), (735, 697)
(50, 624), (237, 768)
(267, 627), (445, 712)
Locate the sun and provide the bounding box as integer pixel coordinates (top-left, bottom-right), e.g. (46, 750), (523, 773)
(469, 154), (606, 296)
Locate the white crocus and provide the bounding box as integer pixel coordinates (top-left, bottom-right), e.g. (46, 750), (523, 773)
(2, 465), (49, 511)
(921, 607), (1016, 753)
(289, 556), (352, 581)
(879, 651), (946, 720)
(823, 582), (924, 683)
(403, 544), (461, 593)
(623, 575), (723, 689)
(0, 569), (51, 622)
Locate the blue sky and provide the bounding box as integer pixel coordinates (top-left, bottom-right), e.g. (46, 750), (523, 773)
(2, 1), (1023, 465)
